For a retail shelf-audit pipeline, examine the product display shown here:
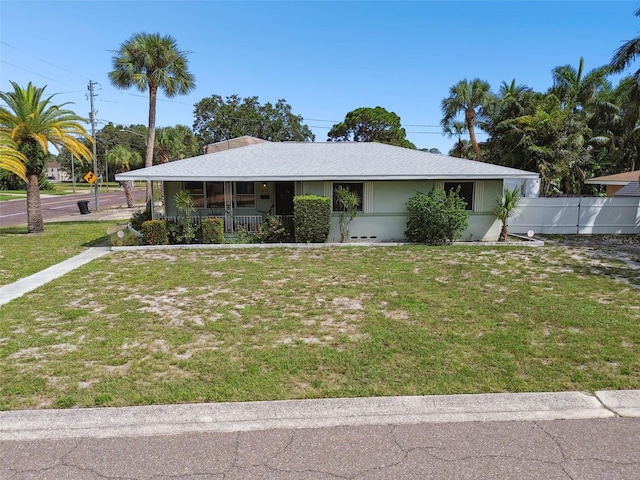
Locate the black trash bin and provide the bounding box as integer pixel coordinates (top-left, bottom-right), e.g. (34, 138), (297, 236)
(77, 200), (91, 214)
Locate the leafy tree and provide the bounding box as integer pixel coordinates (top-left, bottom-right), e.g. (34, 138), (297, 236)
(327, 106), (415, 148)
(493, 187), (522, 241)
(109, 32), (195, 201)
(0, 81), (92, 233)
(441, 78), (493, 161)
(193, 94), (315, 146)
(503, 101), (593, 196)
(155, 125), (198, 164)
(106, 144), (143, 207)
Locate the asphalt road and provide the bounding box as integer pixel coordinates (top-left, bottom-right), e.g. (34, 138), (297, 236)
(2, 392), (640, 479)
(0, 188), (146, 228)
(2, 417), (639, 479)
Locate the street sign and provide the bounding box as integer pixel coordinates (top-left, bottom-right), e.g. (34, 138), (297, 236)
(83, 171), (97, 184)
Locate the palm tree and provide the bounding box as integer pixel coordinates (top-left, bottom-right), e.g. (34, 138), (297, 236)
(443, 120), (468, 158)
(109, 32), (195, 201)
(106, 144), (142, 208)
(493, 187), (522, 242)
(610, 8), (640, 82)
(441, 78), (493, 161)
(551, 57), (611, 112)
(154, 125), (193, 164)
(0, 81), (93, 233)
(0, 130), (27, 181)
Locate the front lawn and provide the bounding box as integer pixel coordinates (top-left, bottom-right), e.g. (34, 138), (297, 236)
(0, 242), (638, 410)
(0, 222), (117, 285)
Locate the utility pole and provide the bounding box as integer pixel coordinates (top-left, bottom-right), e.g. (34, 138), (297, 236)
(88, 80), (99, 210)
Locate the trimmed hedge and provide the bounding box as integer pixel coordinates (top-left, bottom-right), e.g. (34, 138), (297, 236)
(293, 195), (331, 243)
(141, 220), (169, 245)
(202, 217), (225, 244)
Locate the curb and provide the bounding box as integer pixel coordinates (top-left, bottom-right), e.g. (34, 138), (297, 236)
(2, 391), (639, 441)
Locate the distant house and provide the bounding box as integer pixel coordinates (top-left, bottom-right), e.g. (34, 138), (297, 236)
(116, 138), (539, 242)
(585, 170), (640, 196)
(46, 161), (70, 182)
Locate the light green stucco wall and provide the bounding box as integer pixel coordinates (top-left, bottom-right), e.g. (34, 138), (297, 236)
(321, 179), (503, 242)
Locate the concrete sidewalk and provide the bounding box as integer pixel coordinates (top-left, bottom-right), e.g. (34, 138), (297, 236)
(0, 246), (111, 307)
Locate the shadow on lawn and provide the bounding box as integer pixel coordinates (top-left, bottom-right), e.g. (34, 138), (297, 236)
(0, 221), (114, 247)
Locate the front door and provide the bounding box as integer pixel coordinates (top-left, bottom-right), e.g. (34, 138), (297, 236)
(275, 182), (295, 215)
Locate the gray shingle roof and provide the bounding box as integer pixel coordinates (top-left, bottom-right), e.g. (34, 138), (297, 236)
(614, 181), (640, 197)
(116, 141), (539, 182)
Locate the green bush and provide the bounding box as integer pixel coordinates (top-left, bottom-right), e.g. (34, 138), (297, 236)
(405, 187), (469, 244)
(254, 215), (286, 243)
(202, 217), (224, 244)
(293, 195), (331, 243)
(129, 202), (152, 232)
(141, 220), (169, 245)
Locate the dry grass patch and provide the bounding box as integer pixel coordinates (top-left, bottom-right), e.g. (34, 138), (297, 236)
(1, 240), (639, 410)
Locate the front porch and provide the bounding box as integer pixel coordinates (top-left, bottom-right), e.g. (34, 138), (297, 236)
(163, 213), (294, 234)
(158, 180), (297, 234)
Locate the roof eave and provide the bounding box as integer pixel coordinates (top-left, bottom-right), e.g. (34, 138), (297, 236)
(116, 173), (540, 182)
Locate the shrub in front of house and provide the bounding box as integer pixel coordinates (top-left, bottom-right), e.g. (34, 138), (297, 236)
(129, 203), (152, 232)
(202, 217), (224, 244)
(141, 220), (169, 245)
(405, 187), (468, 244)
(293, 195), (331, 243)
(254, 215), (286, 243)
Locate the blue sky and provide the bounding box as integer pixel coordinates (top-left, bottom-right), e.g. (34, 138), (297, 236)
(2, 0), (640, 154)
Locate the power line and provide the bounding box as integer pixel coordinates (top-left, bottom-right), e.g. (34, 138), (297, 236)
(0, 60), (59, 83)
(1, 41), (90, 80)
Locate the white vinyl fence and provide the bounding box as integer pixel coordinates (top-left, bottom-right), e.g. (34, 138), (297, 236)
(510, 197), (640, 235)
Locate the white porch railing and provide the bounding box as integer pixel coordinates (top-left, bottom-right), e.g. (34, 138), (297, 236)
(164, 214), (294, 233)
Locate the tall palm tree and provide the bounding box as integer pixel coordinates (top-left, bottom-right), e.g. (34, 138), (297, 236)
(0, 82), (92, 233)
(441, 78), (493, 161)
(610, 8), (640, 82)
(109, 32), (195, 201)
(106, 144), (142, 208)
(551, 57), (611, 112)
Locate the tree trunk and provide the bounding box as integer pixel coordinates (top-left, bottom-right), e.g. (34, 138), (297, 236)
(465, 108), (483, 161)
(499, 223), (508, 242)
(121, 181), (135, 208)
(145, 85), (158, 203)
(26, 173), (44, 233)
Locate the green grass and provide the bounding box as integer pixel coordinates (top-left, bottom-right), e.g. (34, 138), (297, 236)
(0, 191), (27, 201)
(1, 242), (638, 410)
(0, 222), (119, 285)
